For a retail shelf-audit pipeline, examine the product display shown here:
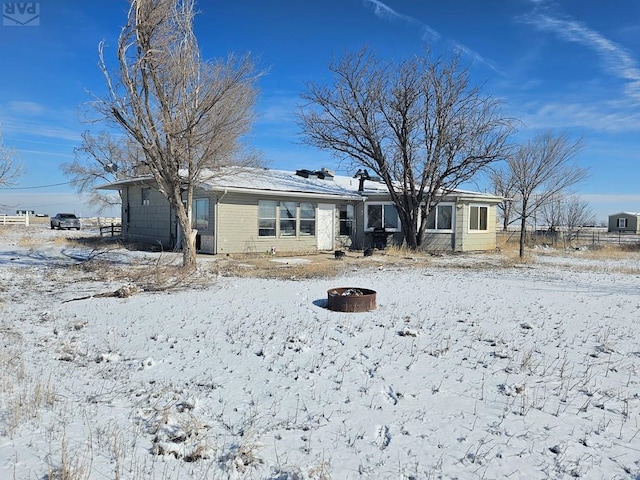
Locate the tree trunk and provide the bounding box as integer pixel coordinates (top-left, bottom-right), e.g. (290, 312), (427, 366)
(398, 210), (418, 250)
(175, 210), (197, 270)
(518, 199), (528, 258)
(171, 184), (197, 271)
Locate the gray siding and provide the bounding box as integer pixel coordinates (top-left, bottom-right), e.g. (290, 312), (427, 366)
(608, 214), (640, 233)
(123, 186), (173, 249)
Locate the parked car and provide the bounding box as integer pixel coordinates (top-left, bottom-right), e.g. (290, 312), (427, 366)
(50, 213), (81, 230)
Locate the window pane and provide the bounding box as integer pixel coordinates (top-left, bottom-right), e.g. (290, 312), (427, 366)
(426, 209), (436, 230)
(259, 219), (276, 237)
(437, 205), (452, 230)
(339, 204), (354, 235)
(141, 187), (150, 206)
(258, 200), (277, 237)
(300, 220), (315, 236)
(470, 206), (479, 230)
(280, 201), (297, 237)
(367, 205), (382, 229)
(193, 198), (209, 230)
(299, 202), (315, 219)
(384, 204), (398, 229)
(299, 202), (315, 236)
(479, 206), (488, 230)
(259, 200), (277, 218)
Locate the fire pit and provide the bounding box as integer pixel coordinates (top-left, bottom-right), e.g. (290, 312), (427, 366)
(327, 287), (377, 312)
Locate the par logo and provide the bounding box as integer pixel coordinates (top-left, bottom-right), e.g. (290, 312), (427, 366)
(3, 2), (40, 26)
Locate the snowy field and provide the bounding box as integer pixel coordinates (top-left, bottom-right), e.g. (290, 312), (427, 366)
(1, 226), (640, 479)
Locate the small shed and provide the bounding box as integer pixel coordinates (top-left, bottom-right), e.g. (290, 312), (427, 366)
(607, 212), (640, 233)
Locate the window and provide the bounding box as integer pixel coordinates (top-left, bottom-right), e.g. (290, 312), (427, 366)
(470, 205), (488, 231)
(280, 201), (297, 236)
(299, 202), (316, 236)
(192, 198), (209, 230)
(618, 218), (628, 229)
(141, 187), (150, 206)
(339, 204), (354, 236)
(258, 200), (277, 237)
(366, 203), (400, 231)
(259, 200), (317, 238)
(426, 204), (453, 231)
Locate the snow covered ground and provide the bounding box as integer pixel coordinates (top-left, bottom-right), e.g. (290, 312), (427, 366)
(1, 226), (640, 479)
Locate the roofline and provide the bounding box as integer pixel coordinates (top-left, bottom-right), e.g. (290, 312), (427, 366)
(96, 177), (156, 190)
(97, 177), (362, 201)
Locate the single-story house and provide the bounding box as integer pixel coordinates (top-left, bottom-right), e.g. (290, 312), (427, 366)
(99, 167), (503, 254)
(608, 212), (640, 233)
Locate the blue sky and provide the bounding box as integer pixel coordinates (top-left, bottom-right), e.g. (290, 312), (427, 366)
(0, 0), (638, 222)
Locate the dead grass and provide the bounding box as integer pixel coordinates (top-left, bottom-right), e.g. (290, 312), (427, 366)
(0, 325), (57, 437)
(217, 252), (348, 279)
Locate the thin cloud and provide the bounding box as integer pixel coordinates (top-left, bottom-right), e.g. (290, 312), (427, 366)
(361, 0), (501, 73)
(516, 100), (640, 133)
(363, 0), (440, 41)
(522, 14), (640, 103)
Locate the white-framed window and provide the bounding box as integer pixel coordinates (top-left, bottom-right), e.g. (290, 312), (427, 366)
(426, 203), (454, 231)
(258, 200), (317, 238)
(339, 204), (354, 236)
(258, 200), (277, 237)
(192, 198), (209, 230)
(299, 202), (316, 236)
(618, 218), (628, 229)
(280, 201), (297, 237)
(469, 205), (488, 231)
(141, 187), (150, 206)
(365, 203), (400, 231)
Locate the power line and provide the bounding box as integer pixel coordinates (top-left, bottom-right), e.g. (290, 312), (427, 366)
(0, 181), (73, 190)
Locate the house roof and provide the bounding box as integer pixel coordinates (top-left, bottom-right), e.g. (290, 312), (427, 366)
(98, 167), (503, 203)
(98, 168), (362, 201)
(608, 212), (640, 217)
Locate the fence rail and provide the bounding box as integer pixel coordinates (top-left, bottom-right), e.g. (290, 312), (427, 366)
(497, 228), (640, 248)
(99, 223), (122, 237)
(0, 215), (29, 226)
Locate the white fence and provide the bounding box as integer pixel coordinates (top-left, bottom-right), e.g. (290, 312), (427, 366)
(0, 215), (29, 226)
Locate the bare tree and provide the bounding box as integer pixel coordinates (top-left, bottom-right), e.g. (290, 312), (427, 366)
(539, 194), (563, 232)
(62, 131), (146, 212)
(298, 48), (515, 249)
(501, 131), (588, 257)
(563, 195), (595, 243)
(0, 130), (21, 187)
(96, 0), (259, 269)
(488, 167), (518, 231)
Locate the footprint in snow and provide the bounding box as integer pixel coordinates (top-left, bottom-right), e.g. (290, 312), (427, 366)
(376, 425), (391, 450)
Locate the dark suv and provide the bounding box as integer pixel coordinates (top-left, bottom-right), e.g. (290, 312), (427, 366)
(50, 213), (81, 230)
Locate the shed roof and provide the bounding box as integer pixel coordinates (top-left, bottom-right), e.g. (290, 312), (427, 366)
(608, 212), (640, 217)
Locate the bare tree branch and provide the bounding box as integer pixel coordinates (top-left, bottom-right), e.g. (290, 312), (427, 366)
(0, 130), (22, 189)
(61, 131), (148, 212)
(298, 47), (516, 249)
(94, 0), (260, 269)
(499, 131), (588, 257)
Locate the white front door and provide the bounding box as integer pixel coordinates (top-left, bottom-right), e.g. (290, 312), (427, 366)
(317, 204), (334, 251)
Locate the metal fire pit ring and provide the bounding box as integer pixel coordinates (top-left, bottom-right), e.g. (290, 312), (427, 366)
(327, 287), (377, 312)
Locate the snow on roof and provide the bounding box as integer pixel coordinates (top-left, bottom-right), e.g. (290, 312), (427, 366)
(609, 212), (640, 217)
(198, 167), (361, 199)
(98, 167), (502, 201)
